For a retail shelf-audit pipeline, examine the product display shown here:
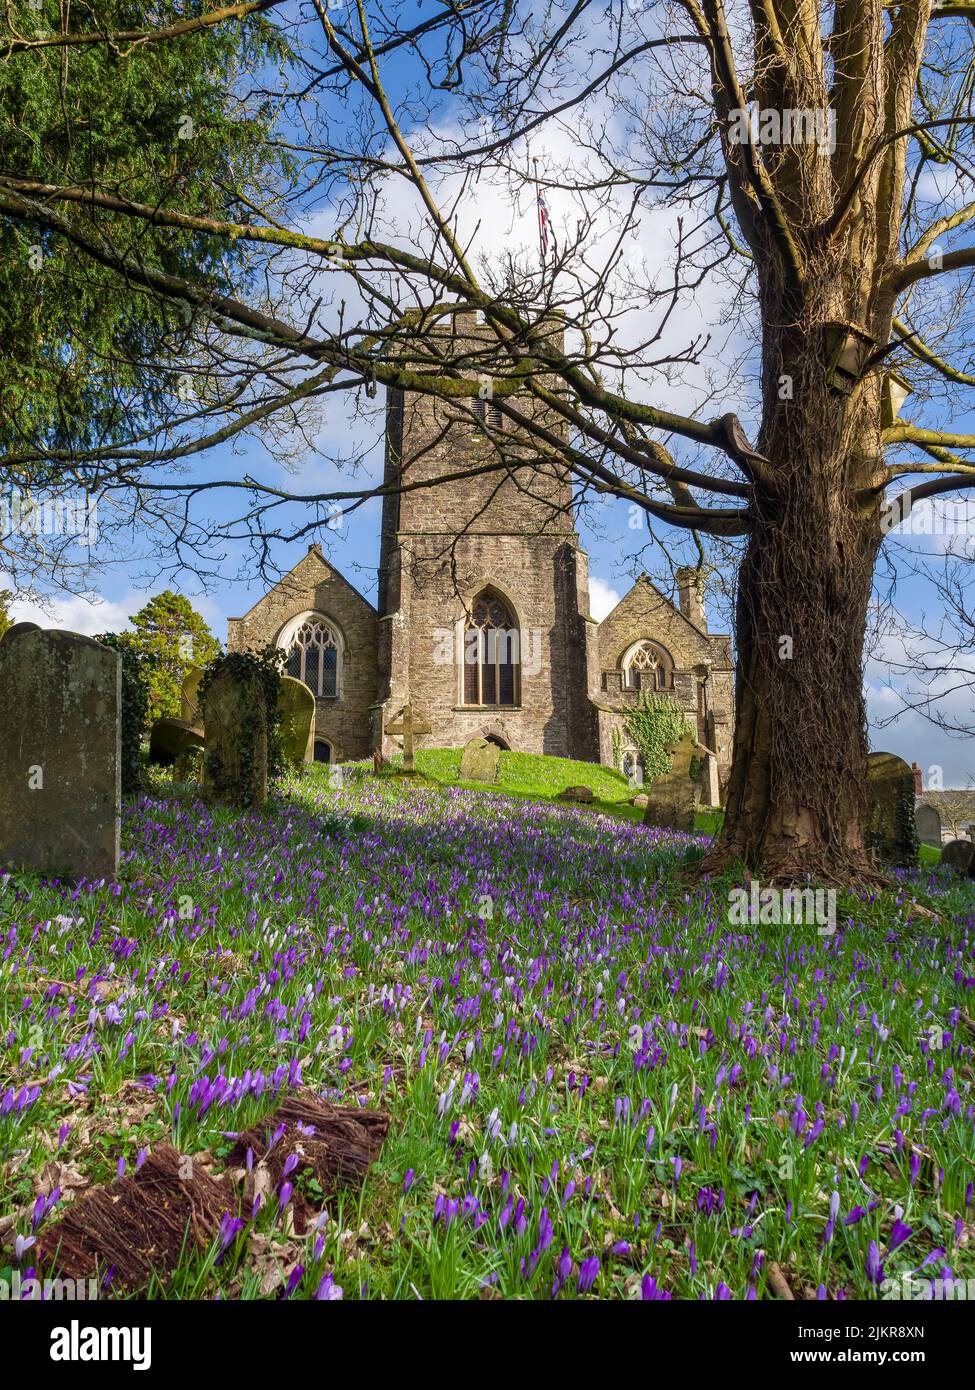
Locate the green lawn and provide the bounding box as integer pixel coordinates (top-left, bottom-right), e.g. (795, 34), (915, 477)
(369, 745), (722, 831)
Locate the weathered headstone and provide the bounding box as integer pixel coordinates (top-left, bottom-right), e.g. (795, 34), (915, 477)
(277, 675), (315, 768)
(941, 838), (975, 873)
(700, 751), (721, 808)
(385, 701), (431, 773)
(180, 666), (204, 725)
(915, 802), (942, 848)
(203, 665), (268, 807)
(0, 629), (120, 880)
(643, 727), (702, 833)
(558, 784), (595, 803)
(148, 716), (204, 767)
(460, 737), (500, 783)
(174, 745), (204, 784)
(865, 751), (918, 867)
(0, 620), (40, 648)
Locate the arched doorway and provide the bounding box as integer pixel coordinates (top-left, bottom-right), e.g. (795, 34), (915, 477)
(314, 739), (332, 764)
(484, 733), (510, 750)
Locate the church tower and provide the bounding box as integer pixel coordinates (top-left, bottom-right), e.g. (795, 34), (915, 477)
(376, 311), (598, 759)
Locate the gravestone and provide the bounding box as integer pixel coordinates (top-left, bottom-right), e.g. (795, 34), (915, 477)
(0, 629), (120, 880)
(180, 666), (204, 725)
(915, 803), (942, 848)
(460, 737), (500, 784)
(149, 716), (204, 767)
(558, 784), (595, 803)
(865, 751), (918, 867)
(941, 838), (975, 874)
(643, 727), (702, 833)
(174, 745), (204, 784)
(203, 665), (268, 808)
(277, 675), (315, 768)
(0, 620), (40, 648)
(700, 751), (721, 808)
(385, 701), (431, 773)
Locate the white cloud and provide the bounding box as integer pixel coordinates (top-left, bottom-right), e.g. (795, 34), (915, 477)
(5, 582), (146, 638)
(589, 575), (622, 620)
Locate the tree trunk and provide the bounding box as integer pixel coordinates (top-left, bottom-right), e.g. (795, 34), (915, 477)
(705, 310), (888, 883)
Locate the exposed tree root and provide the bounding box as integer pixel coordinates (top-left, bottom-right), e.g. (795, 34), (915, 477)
(36, 1093), (392, 1290)
(226, 1092), (391, 1234)
(37, 1143), (228, 1289)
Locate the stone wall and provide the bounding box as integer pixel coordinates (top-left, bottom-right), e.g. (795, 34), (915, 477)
(227, 546), (380, 762)
(594, 576), (734, 780)
(379, 532), (598, 758)
(376, 315), (599, 760)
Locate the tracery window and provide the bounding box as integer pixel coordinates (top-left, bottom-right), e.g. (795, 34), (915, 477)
(283, 617), (339, 698)
(624, 640), (674, 691)
(463, 591), (519, 707)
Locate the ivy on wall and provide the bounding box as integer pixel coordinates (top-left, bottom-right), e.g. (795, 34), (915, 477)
(622, 694), (689, 782)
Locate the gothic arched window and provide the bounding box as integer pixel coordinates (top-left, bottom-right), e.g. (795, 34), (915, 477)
(623, 640), (674, 692)
(281, 615), (340, 698)
(463, 591), (519, 707)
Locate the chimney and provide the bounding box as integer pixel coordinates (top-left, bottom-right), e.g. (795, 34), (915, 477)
(676, 567), (707, 632)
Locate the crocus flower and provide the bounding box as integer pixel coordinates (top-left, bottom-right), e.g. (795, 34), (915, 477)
(641, 1274), (672, 1300)
(14, 1233), (35, 1263)
(578, 1257), (600, 1293)
(887, 1219), (913, 1254)
(314, 1273), (343, 1300)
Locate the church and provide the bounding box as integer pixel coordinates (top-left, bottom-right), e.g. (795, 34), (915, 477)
(227, 314), (735, 794)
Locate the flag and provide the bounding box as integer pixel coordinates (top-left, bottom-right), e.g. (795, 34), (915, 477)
(537, 187), (552, 260)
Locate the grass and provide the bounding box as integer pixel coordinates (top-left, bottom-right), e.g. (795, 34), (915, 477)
(405, 746), (635, 800)
(373, 744), (722, 831)
(1, 761), (971, 1301)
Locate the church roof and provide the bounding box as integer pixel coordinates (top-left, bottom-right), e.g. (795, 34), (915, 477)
(599, 573), (732, 654)
(228, 543), (377, 624)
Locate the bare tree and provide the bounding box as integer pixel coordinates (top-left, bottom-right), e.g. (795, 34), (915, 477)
(4, 1), (975, 879)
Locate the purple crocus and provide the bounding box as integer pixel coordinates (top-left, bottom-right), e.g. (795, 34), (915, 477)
(641, 1274), (672, 1300)
(887, 1218), (913, 1254)
(314, 1272), (344, 1300)
(577, 1256), (600, 1293)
